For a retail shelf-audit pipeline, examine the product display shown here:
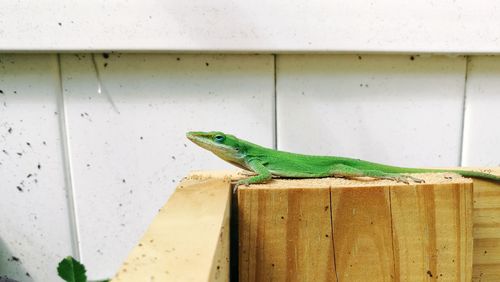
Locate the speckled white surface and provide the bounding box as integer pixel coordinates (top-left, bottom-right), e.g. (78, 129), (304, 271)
(0, 54), (74, 282)
(3, 0), (500, 52)
(277, 54), (467, 167)
(60, 53), (274, 280)
(461, 56), (500, 167)
(0, 53), (499, 281)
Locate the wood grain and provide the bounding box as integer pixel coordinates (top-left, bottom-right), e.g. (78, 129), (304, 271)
(111, 177), (231, 282)
(471, 168), (500, 282)
(391, 184), (473, 281)
(238, 187), (337, 282)
(330, 186), (395, 281)
(238, 173), (473, 282)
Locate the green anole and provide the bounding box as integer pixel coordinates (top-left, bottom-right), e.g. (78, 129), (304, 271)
(187, 131), (500, 186)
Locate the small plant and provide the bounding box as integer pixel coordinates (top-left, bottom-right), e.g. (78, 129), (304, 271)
(57, 257), (86, 282)
(57, 256), (109, 282)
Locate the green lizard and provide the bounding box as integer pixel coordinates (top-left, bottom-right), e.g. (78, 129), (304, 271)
(186, 131), (500, 186)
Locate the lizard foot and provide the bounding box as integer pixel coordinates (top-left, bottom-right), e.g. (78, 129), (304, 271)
(238, 170), (257, 176)
(390, 175), (425, 184)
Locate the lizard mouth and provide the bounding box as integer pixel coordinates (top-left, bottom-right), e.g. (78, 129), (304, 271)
(186, 132), (222, 151)
(186, 131), (237, 156)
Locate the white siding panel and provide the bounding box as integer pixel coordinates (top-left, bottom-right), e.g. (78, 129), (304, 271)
(0, 55), (74, 281)
(60, 54), (274, 280)
(277, 55), (466, 167)
(462, 57), (500, 166)
(2, 1), (500, 53)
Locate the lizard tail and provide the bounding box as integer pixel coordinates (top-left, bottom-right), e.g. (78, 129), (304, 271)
(368, 163), (500, 183)
(392, 167), (500, 182)
(449, 170), (500, 182)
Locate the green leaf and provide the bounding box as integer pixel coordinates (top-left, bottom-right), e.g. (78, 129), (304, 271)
(57, 256), (87, 282)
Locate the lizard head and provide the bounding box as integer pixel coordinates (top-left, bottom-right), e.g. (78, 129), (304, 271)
(186, 131), (244, 162)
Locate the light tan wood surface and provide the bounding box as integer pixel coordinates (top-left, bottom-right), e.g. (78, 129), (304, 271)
(238, 187), (337, 282)
(238, 173), (474, 282)
(390, 183), (473, 281)
(112, 177), (231, 282)
(110, 168), (500, 281)
(471, 168), (500, 282)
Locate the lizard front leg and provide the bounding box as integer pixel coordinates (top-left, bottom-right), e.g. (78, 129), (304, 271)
(236, 159), (272, 186)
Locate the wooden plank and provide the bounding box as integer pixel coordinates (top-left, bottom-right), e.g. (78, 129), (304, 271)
(473, 265), (500, 282)
(112, 177), (231, 282)
(472, 168), (500, 282)
(238, 186), (337, 282)
(238, 173), (473, 282)
(390, 183), (473, 281)
(331, 186), (395, 281)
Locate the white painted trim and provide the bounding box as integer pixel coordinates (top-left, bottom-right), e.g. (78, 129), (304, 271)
(3, 0), (500, 53)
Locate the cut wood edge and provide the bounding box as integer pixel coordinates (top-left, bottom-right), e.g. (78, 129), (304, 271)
(111, 177), (232, 282)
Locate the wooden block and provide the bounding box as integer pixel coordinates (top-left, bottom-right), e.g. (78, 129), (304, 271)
(111, 177), (231, 282)
(390, 184), (473, 281)
(471, 168), (500, 282)
(238, 174), (473, 282)
(330, 186), (394, 281)
(238, 187), (337, 282)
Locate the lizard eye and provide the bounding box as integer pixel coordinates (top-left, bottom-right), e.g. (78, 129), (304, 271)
(214, 135), (225, 143)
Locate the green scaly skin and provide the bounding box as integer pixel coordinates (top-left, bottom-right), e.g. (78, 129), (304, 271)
(186, 131), (500, 186)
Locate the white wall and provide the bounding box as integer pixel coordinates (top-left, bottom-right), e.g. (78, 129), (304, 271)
(1, 54), (499, 281)
(3, 1), (500, 53)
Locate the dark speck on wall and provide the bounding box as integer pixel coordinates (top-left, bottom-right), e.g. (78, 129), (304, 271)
(205, 62), (209, 66)
(16, 186), (23, 192)
(26, 142), (31, 147)
(171, 156), (176, 160)
(122, 179), (126, 183)
(10, 256), (20, 262)
(410, 56), (415, 61)
(140, 136), (144, 140)
(0, 90), (3, 94)
(37, 163), (41, 170)
(104, 63), (108, 68)
(16, 152), (22, 156)
(7, 127), (12, 134)
(427, 270), (433, 277)
(58, 22), (62, 26)
(103, 53), (110, 59)
(358, 55), (362, 60)
(176, 57), (181, 61)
